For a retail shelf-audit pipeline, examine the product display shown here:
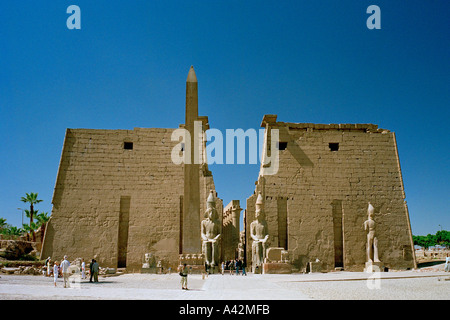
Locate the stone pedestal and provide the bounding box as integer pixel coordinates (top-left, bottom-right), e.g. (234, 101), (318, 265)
(207, 265), (219, 274)
(179, 253), (205, 274)
(262, 263), (292, 274)
(141, 267), (158, 274)
(308, 261), (323, 273)
(365, 261), (384, 273)
(253, 265), (262, 274)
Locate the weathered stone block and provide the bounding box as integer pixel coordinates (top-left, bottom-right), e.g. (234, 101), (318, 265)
(263, 263), (292, 274)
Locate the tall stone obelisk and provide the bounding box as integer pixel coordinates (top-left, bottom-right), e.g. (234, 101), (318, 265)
(183, 66), (201, 253)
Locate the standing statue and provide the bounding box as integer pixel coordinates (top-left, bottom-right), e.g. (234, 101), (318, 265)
(201, 190), (221, 269)
(250, 192), (269, 270)
(364, 202), (380, 263)
(142, 253), (150, 269)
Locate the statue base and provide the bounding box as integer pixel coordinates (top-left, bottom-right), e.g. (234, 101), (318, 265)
(365, 261), (384, 273)
(308, 261), (323, 273)
(252, 265), (262, 274)
(262, 262), (292, 274)
(206, 265), (219, 274)
(141, 267), (157, 274)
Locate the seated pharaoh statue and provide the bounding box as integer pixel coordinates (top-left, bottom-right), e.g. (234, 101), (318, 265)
(201, 190), (221, 269)
(250, 192), (269, 269)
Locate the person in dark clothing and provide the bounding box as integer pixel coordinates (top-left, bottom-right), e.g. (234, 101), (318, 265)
(89, 259), (95, 282)
(92, 260), (99, 282)
(241, 260), (247, 276)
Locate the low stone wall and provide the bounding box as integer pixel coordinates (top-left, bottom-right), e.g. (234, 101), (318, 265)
(415, 249), (450, 261)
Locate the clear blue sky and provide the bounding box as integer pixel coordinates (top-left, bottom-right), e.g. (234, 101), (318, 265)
(1, 1), (448, 236)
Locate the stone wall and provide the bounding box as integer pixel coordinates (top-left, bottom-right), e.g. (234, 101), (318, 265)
(246, 119), (416, 272)
(41, 127), (218, 270)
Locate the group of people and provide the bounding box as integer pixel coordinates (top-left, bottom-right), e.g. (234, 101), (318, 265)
(44, 256), (100, 287)
(221, 259), (246, 276)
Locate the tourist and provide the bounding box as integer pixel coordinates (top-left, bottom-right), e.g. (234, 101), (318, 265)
(81, 258), (86, 279)
(241, 260), (247, 276)
(180, 263), (188, 290)
(53, 261), (59, 287)
(229, 260), (234, 275)
(221, 261), (225, 275)
(60, 255), (71, 288)
(91, 259), (99, 282)
(235, 259), (240, 275)
(89, 259), (95, 282)
(46, 257), (52, 277)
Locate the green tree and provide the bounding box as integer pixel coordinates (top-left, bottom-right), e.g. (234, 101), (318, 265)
(435, 230), (450, 248)
(413, 235), (427, 249)
(0, 217), (7, 231)
(425, 233), (436, 248)
(5, 226), (24, 237)
(413, 230), (449, 249)
(35, 212), (50, 242)
(22, 222), (38, 240)
(20, 192), (43, 242)
(0, 219), (24, 239)
(35, 212), (50, 228)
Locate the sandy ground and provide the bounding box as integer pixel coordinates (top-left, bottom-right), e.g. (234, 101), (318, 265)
(0, 263), (448, 300)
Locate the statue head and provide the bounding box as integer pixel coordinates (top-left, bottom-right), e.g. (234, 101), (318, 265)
(367, 202), (375, 219)
(207, 190), (215, 209)
(205, 190), (218, 221)
(255, 192), (265, 220)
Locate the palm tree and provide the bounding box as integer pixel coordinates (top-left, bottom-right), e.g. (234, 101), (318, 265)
(20, 193), (43, 242)
(36, 212), (50, 228)
(6, 226), (24, 238)
(0, 218), (8, 238)
(22, 223), (38, 240)
(36, 212), (51, 242)
(0, 217), (7, 231)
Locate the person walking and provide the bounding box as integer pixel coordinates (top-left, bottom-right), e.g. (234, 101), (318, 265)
(89, 259), (95, 282)
(81, 258), (86, 280)
(180, 263), (188, 290)
(241, 260), (247, 276)
(46, 257), (52, 277)
(53, 261), (59, 287)
(60, 256), (71, 288)
(235, 259), (240, 275)
(91, 259), (99, 282)
(221, 261), (225, 275)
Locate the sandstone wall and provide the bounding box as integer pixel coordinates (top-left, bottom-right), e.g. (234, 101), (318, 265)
(246, 122), (416, 272)
(41, 127), (218, 270)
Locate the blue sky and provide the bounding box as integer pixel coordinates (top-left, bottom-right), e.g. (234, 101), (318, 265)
(1, 1), (448, 236)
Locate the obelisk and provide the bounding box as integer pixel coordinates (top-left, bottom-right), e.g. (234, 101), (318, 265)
(183, 66), (201, 253)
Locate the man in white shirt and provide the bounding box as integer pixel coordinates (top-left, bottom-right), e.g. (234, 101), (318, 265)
(60, 255), (71, 288)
